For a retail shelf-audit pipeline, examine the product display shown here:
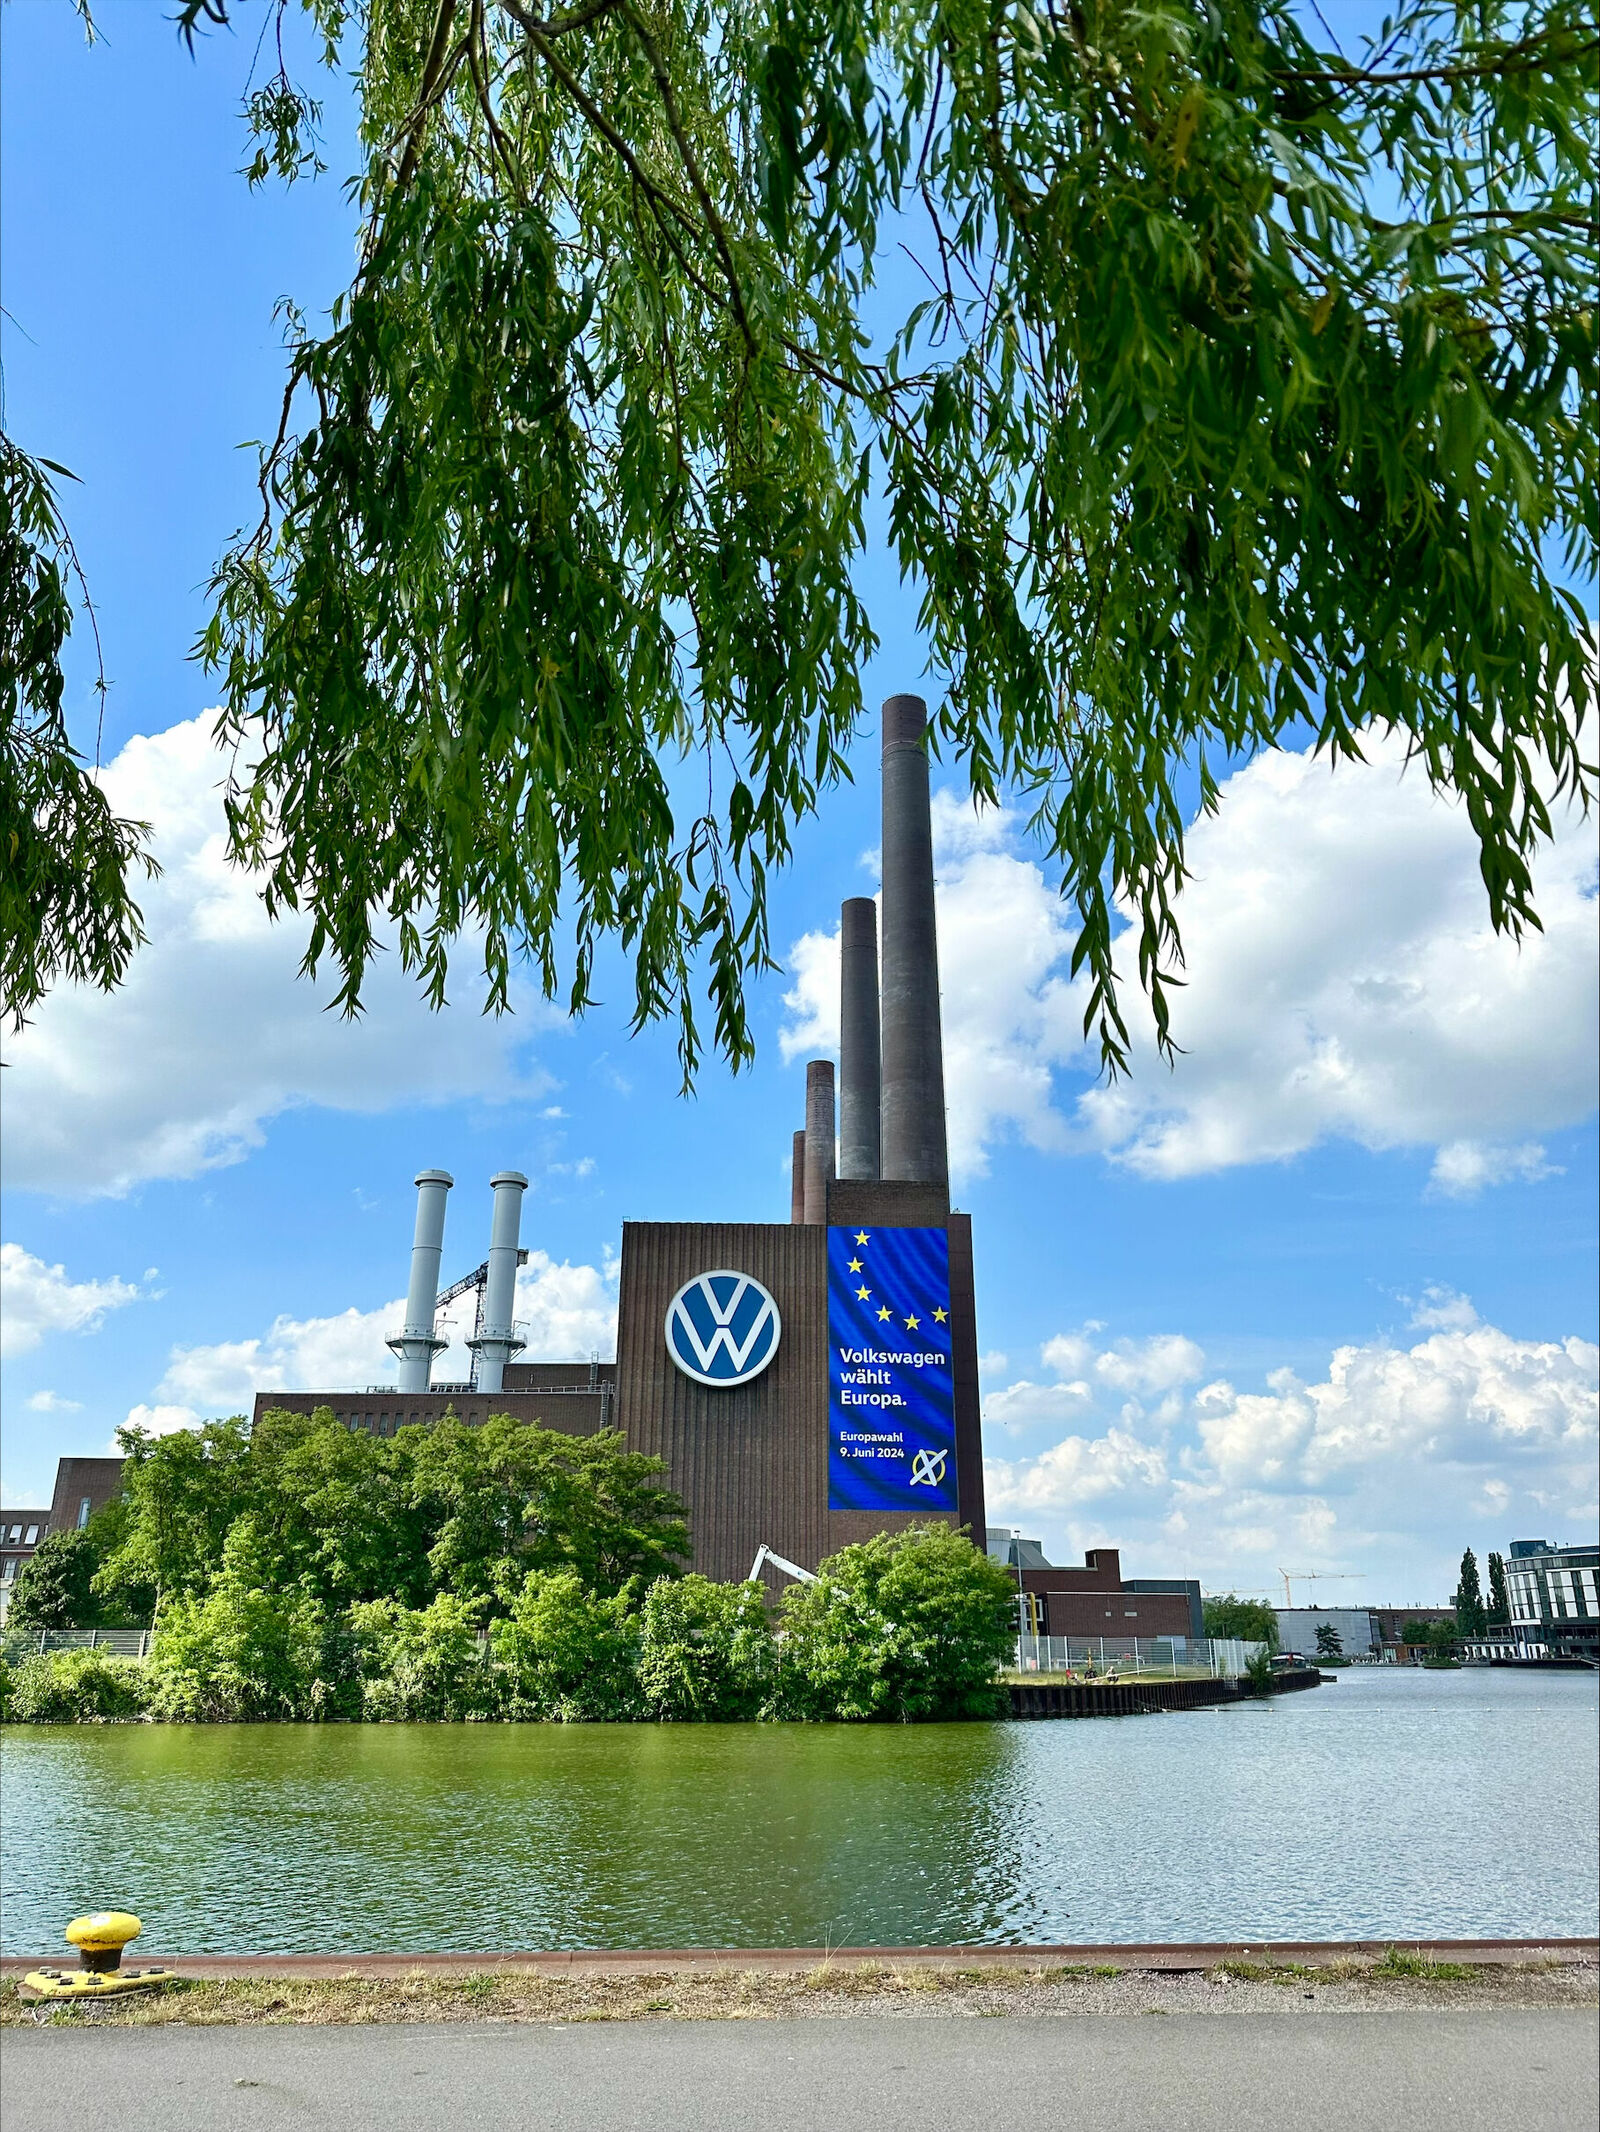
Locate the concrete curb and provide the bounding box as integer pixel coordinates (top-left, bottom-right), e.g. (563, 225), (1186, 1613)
(5, 1939), (1595, 1981)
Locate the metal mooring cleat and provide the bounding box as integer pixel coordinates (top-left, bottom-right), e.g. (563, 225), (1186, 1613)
(23, 1912), (177, 2000)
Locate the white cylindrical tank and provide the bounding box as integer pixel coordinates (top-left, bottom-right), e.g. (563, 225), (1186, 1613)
(468, 1171), (528, 1392)
(388, 1169), (453, 1391)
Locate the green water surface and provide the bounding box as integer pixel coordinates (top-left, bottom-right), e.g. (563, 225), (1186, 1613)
(4, 1668), (1595, 1952)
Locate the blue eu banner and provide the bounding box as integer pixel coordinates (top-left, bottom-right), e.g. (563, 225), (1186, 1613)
(828, 1226), (959, 1513)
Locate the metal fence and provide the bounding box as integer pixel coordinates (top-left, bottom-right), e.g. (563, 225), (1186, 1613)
(1010, 1633), (1266, 1680)
(2, 1627), (153, 1660)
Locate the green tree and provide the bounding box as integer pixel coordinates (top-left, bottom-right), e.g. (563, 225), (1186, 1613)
(0, 438), (155, 1031)
(97, 1418), (255, 1624)
(1202, 1595), (1281, 1651)
(406, 1415), (690, 1608)
(775, 1525), (1017, 1721)
(12, 1), (1594, 1068)
(8, 1529), (104, 1631)
(1400, 1617), (1458, 1653)
(8, 1503), (155, 1631)
(1487, 1551), (1512, 1627)
(1454, 1548), (1488, 1637)
(244, 1406), (432, 1608)
(147, 1524), (328, 1721)
(493, 1568), (643, 1720)
(1314, 1621), (1344, 1660)
(636, 1574), (773, 1720)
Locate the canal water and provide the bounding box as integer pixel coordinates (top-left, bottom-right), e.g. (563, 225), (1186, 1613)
(3, 1667), (1595, 1954)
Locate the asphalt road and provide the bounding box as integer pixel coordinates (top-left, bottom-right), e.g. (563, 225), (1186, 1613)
(4, 2012), (1594, 2132)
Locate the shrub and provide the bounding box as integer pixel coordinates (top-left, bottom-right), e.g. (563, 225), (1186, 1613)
(5, 1646), (151, 1723)
(493, 1570), (641, 1720)
(348, 1592), (498, 1720)
(775, 1526), (1016, 1722)
(636, 1575), (773, 1721)
(147, 1556), (326, 1723)
(1244, 1648), (1276, 1697)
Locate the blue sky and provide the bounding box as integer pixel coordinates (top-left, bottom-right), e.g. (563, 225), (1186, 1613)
(3, 3), (1596, 1606)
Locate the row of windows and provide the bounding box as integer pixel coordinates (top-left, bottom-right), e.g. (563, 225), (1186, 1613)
(3, 1523), (42, 1546)
(1510, 1565), (1598, 1624)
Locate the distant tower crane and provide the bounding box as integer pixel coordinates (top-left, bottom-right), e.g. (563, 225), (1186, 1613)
(434, 1249), (529, 1390)
(1278, 1569), (1362, 1607)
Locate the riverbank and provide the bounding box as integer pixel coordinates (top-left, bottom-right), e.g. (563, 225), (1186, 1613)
(5, 1945), (1596, 2028)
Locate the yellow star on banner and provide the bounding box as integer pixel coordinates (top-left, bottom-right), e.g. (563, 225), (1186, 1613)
(847, 1258), (863, 1273)
(903, 1314), (920, 1331)
(876, 1305), (892, 1322)
(854, 1231), (870, 1246)
(855, 1286), (871, 1302)
(931, 1306), (948, 1324)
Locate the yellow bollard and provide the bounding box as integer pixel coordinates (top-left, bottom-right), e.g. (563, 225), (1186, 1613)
(23, 1912), (177, 2000)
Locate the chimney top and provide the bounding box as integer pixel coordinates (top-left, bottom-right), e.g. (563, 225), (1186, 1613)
(882, 694), (928, 750)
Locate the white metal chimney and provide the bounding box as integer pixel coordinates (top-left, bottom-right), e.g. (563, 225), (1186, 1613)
(388, 1169), (454, 1391)
(467, 1171), (528, 1392)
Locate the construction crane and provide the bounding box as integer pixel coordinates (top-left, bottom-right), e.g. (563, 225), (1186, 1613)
(434, 1251), (529, 1389)
(1278, 1569), (1362, 1607)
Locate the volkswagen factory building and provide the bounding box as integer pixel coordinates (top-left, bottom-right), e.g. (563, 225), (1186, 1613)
(254, 696), (987, 1581)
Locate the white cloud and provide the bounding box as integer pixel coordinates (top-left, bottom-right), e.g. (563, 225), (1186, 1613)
(137, 1251), (620, 1422)
(1428, 1140), (1559, 1198)
(26, 1389), (84, 1413)
(982, 1298), (1599, 1598)
(987, 1327), (1207, 1436)
(1, 715), (555, 1197)
(0, 1244), (144, 1357)
(1074, 741), (1598, 1180)
(779, 738), (1597, 1186)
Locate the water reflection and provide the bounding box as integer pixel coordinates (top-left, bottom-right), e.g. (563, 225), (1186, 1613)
(3, 1669), (1594, 1952)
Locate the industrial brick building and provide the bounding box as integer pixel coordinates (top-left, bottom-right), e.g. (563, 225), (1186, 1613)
(0, 1457), (129, 1622)
(987, 1533), (1202, 1642)
(256, 698), (987, 1585)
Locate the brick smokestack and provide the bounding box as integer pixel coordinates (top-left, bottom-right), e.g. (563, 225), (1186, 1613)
(803, 1059), (836, 1223)
(838, 896), (882, 1181)
(790, 1129), (807, 1224)
(879, 695), (949, 1187)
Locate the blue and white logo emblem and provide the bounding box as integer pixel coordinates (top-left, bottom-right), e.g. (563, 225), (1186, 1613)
(665, 1270), (781, 1388)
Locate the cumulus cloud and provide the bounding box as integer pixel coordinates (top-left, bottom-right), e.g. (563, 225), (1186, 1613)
(983, 1298), (1599, 1597)
(780, 738), (1596, 1186)
(1428, 1140), (1560, 1198)
(0, 1244), (145, 1358)
(133, 1251), (620, 1426)
(1, 715), (555, 1197)
(1075, 740), (1597, 1179)
(985, 1326), (1208, 1436)
(26, 1390), (83, 1414)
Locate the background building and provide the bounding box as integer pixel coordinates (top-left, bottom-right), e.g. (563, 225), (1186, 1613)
(1505, 1539), (1600, 1661)
(1274, 1607), (1380, 1660)
(0, 1456), (126, 1622)
(987, 1533), (1201, 1641)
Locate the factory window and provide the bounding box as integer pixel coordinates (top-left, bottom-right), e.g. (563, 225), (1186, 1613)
(77, 1498), (92, 1529)
(25, 1525), (39, 1545)
(5, 1525), (18, 1542)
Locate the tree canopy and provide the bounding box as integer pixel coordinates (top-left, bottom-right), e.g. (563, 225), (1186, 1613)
(1201, 1592), (1280, 1647)
(4, 0), (1594, 1070)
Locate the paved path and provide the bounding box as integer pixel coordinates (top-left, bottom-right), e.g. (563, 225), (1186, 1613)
(4, 2012), (1595, 2132)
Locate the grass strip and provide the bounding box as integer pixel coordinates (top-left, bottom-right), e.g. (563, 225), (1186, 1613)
(2, 1953), (1586, 2029)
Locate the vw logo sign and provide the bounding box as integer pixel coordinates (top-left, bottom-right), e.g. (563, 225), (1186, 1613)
(665, 1270), (781, 1389)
